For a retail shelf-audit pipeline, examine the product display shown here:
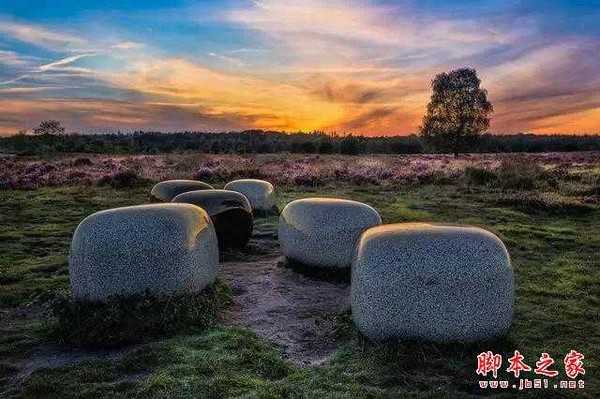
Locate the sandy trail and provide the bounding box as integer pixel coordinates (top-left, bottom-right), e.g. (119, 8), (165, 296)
(220, 221), (351, 366)
(221, 257), (350, 366)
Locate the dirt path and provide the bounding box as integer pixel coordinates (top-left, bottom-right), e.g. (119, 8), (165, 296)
(220, 222), (351, 366)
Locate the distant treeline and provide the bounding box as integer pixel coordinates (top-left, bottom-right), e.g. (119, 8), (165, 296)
(1, 130), (600, 155)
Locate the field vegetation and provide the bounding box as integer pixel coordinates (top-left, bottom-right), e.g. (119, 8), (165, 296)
(2, 152), (599, 194)
(1, 153), (599, 398)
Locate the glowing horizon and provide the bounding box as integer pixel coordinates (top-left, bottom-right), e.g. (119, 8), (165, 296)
(1, 1), (599, 136)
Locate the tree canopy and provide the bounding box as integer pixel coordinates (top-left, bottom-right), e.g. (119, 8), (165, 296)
(420, 68), (493, 156)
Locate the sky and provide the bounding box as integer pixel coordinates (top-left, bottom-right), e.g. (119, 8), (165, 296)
(0, 0), (599, 136)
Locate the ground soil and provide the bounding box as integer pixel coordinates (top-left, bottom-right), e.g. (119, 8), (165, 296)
(220, 220), (351, 366)
(221, 257), (350, 366)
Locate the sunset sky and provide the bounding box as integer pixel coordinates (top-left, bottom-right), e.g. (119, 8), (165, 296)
(1, 0), (599, 136)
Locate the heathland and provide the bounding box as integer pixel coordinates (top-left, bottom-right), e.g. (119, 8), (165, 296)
(1, 152), (599, 398)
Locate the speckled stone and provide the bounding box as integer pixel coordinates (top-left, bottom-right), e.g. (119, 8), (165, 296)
(352, 223), (514, 342)
(69, 204), (219, 301)
(172, 189), (253, 248)
(278, 198), (382, 269)
(223, 179), (275, 212)
(150, 180), (214, 202)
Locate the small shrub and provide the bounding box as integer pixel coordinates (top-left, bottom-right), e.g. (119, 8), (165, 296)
(464, 166), (496, 185)
(48, 280), (231, 347)
(230, 166), (262, 179)
(494, 158), (544, 190)
(70, 157), (93, 167)
(193, 166), (219, 182)
(96, 169), (145, 189)
(496, 192), (593, 214)
(540, 166), (570, 188)
(24, 162), (56, 175)
(66, 171), (91, 185)
(417, 170), (454, 185)
(349, 173), (381, 186)
(293, 172), (323, 187)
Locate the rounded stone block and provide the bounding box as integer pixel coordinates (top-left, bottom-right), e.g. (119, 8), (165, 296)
(352, 223), (514, 342)
(151, 180), (213, 202)
(278, 198), (382, 268)
(223, 179), (275, 213)
(172, 189), (253, 249)
(69, 204), (219, 301)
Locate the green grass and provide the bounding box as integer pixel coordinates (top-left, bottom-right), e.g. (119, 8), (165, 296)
(1, 182), (598, 398)
(48, 279), (231, 347)
(20, 329), (292, 399)
(0, 186), (153, 307)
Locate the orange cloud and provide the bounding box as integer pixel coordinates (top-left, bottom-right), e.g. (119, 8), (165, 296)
(0, 98), (251, 133)
(529, 108), (600, 134)
(106, 58), (346, 131)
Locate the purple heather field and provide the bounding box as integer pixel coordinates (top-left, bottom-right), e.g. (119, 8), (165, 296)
(2, 152), (599, 190)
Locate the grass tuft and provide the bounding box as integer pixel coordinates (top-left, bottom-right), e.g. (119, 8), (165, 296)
(96, 169), (147, 189)
(47, 280), (232, 348)
(495, 158), (544, 190)
(464, 166), (497, 185)
(495, 191), (593, 214)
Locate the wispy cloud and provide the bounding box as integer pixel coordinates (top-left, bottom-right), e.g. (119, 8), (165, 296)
(0, 86), (64, 94)
(0, 50), (37, 66)
(105, 57), (345, 131)
(0, 18), (85, 49)
(225, 0), (519, 67)
(1, 53), (97, 86)
(38, 53), (96, 72)
(0, 97), (276, 133)
(208, 52), (246, 67)
(483, 40), (600, 133)
(111, 41), (145, 50)
(228, 47), (268, 54)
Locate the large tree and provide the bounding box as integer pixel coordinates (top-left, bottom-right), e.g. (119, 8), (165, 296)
(419, 68), (492, 156)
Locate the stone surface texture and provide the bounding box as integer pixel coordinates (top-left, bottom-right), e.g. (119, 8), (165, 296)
(172, 189), (253, 248)
(150, 180), (213, 201)
(278, 198), (382, 269)
(69, 203), (219, 301)
(352, 223), (514, 342)
(223, 179), (275, 212)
